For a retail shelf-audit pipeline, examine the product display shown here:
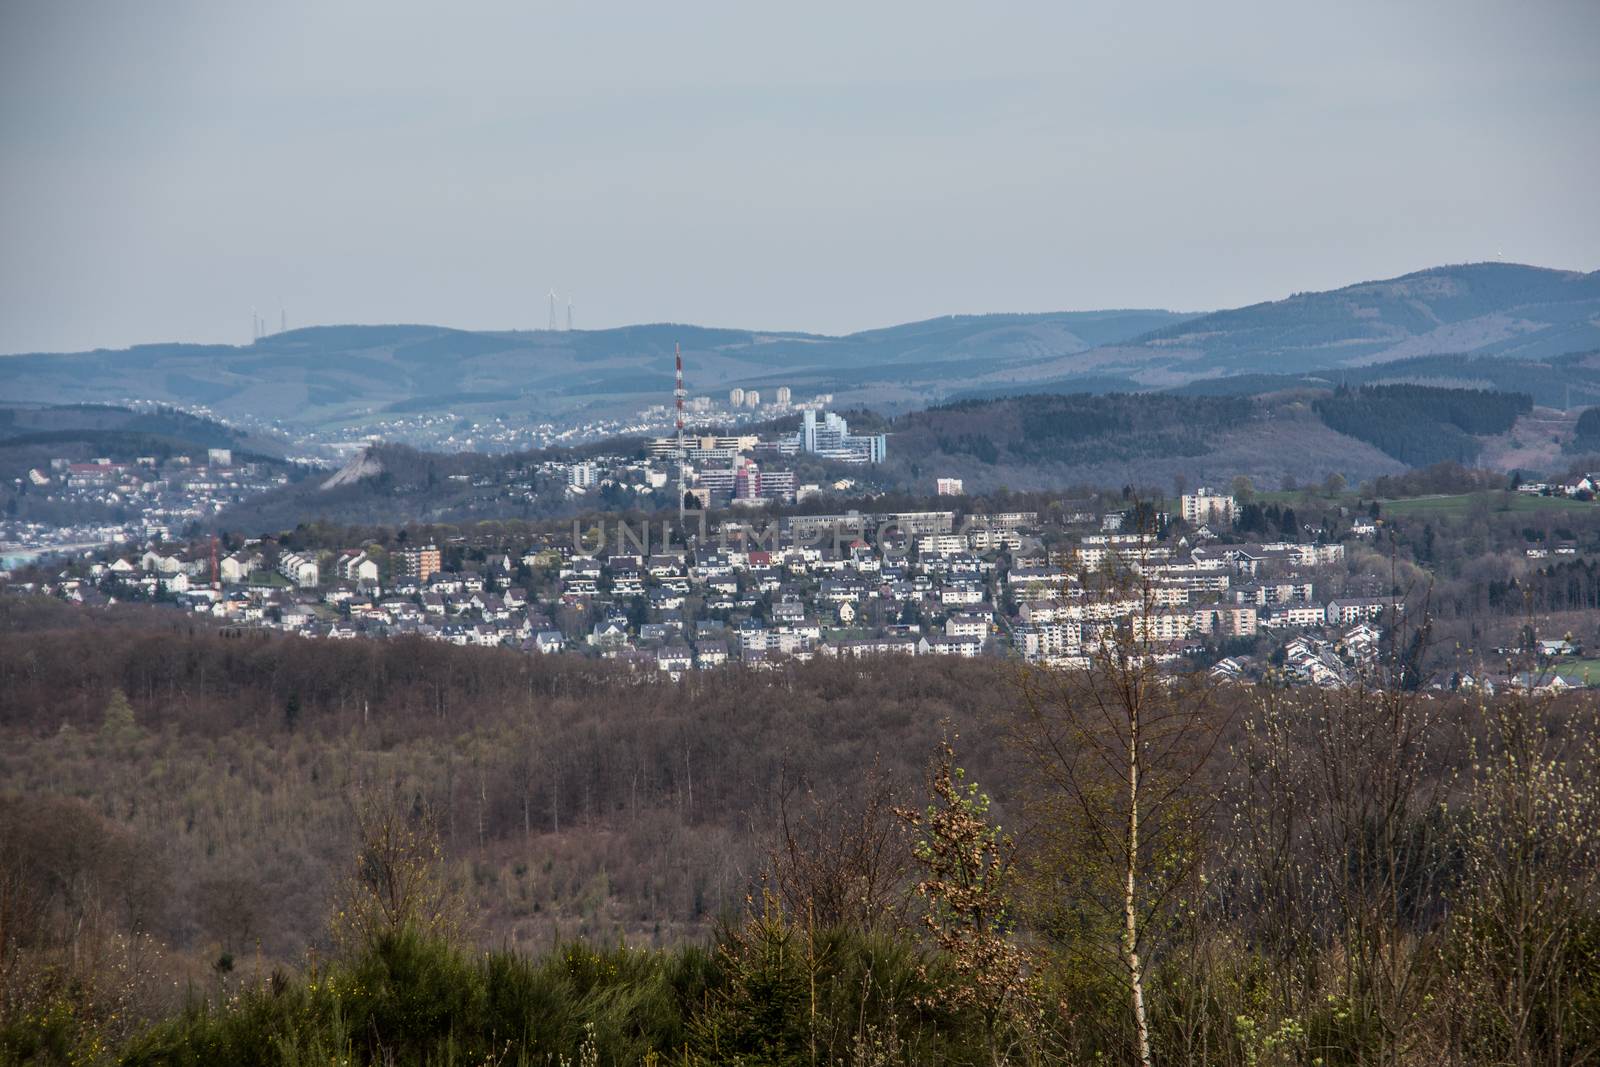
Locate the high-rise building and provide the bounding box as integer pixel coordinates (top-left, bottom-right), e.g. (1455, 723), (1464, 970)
(567, 462), (598, 489)
(936, 478), (965, 496)
(745, 390), (761, 408)
(1180, 488), (1237, 526)
(775, 386), (792, 406)
(396, 544), (441, 583)
(729, 387), (746, 407)
(759, 469), (796, 503)
(694, 468), (736, 495)
(794, 410), (887, 464)
(733, 458), (761, 501)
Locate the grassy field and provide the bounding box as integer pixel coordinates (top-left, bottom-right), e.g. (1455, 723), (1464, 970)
(1550, 656), (1600, 685)
(1251, 488), (1594, 520)
(1377, 491), (1594, 519)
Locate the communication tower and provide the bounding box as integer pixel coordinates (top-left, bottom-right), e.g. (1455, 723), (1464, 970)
(674, 343), (687, 524)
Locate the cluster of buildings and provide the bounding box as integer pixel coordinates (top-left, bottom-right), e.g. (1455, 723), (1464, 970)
(627, 408), (888, 509)
(10, 486), (1428, 690)
(1522, 474), (1600, 500)
(1004, 535), (1396, 674)
(1211, 623), (1384, 688)
(726, 385), (797, 410)
(293, 383), (829, 458)
(2, 449), (288, 563)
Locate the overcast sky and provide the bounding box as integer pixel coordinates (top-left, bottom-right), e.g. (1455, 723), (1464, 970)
(2, 0), (1597, 354)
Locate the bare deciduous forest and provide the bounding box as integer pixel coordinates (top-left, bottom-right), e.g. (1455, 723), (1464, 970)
(2, 596), (1598, 1065)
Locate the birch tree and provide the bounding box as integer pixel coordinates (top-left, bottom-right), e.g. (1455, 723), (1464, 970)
(1012, 545), (1230, 1066)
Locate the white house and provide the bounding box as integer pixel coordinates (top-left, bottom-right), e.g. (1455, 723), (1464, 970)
(277, 552), (320, 589)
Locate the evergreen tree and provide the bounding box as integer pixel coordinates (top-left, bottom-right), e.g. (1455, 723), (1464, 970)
(99, 688), (139, 744)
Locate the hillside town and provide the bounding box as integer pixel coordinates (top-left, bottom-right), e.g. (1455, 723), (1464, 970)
(20, 479), (1569, 692)
(1, 448), (289, 566)
(290, 381), (837, 454)
(542, 407), (888, 508)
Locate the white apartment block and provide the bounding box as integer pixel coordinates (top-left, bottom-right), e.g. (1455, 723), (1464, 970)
(1275, 604), (1328, 628)
(1181, 489), (1237, 526)
(944, 612), (990, 639)
(1132, 612), (1195, 643)
(969, 529), (1022, 552)
(277, 551), (320, 589)
(917, 534), (969, 557)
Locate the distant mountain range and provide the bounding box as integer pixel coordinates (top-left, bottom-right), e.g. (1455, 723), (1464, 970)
(952, 262), (1600, 396)
(2, 262), (1596, 433)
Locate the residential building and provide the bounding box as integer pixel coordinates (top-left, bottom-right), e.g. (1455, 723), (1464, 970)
(797, 409), (887, 464)
(1180, 488), (1237, 526)
(395, 544), (442, 583)
(277, 551), (319, 589)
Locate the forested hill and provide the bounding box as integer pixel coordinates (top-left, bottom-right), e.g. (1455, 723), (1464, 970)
(1127, 262), (1600, 371)
(0, 403), (296, 480)
(214, 386), (1541, 528)
(1313, 384), (1532, 467)
(875, 391), (1408, 492)
(898, 393), (1254, 467)
(876, 385), (1548, 492)
(1573, 407), (1600, 455)
(1168, 348), (1600, 410)
(2, 600), (1595, 1065)
(964, 263), (1600, 393)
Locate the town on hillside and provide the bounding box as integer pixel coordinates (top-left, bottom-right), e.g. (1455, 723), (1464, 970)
(12, 480), (1592, 694)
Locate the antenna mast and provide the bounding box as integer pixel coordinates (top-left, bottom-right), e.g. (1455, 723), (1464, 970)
(675, 342), (687, 525)
(210, 534), (219, 591)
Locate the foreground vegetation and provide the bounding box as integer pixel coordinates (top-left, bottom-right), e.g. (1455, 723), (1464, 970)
(2, 598), (1599, 1065)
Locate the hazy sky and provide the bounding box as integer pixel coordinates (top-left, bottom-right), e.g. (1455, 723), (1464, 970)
(2, 1), (1597, 354)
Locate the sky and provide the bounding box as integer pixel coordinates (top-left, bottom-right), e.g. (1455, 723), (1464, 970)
(1, 0), (1597, 354)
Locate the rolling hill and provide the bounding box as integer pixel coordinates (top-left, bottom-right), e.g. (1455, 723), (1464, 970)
(0, 403), (295, 479)
(1164, 349), (1600, 411)
(0, 312), (1190, 435)
(876, 392), (1409, 493)
(3, 263), (1596, 439)
(964, 262), (1600, 392)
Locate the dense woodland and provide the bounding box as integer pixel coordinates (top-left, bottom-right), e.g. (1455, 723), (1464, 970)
(1313, 384), (1530, 466)
(903, 393), (1255, 467)
(2, 596), (1598, 1065)
(1571, 406), (1600, 455)
(1172, 351), (1600, 410)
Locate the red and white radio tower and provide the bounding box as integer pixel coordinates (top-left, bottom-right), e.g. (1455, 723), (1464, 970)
(674, 342), (687, 523)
